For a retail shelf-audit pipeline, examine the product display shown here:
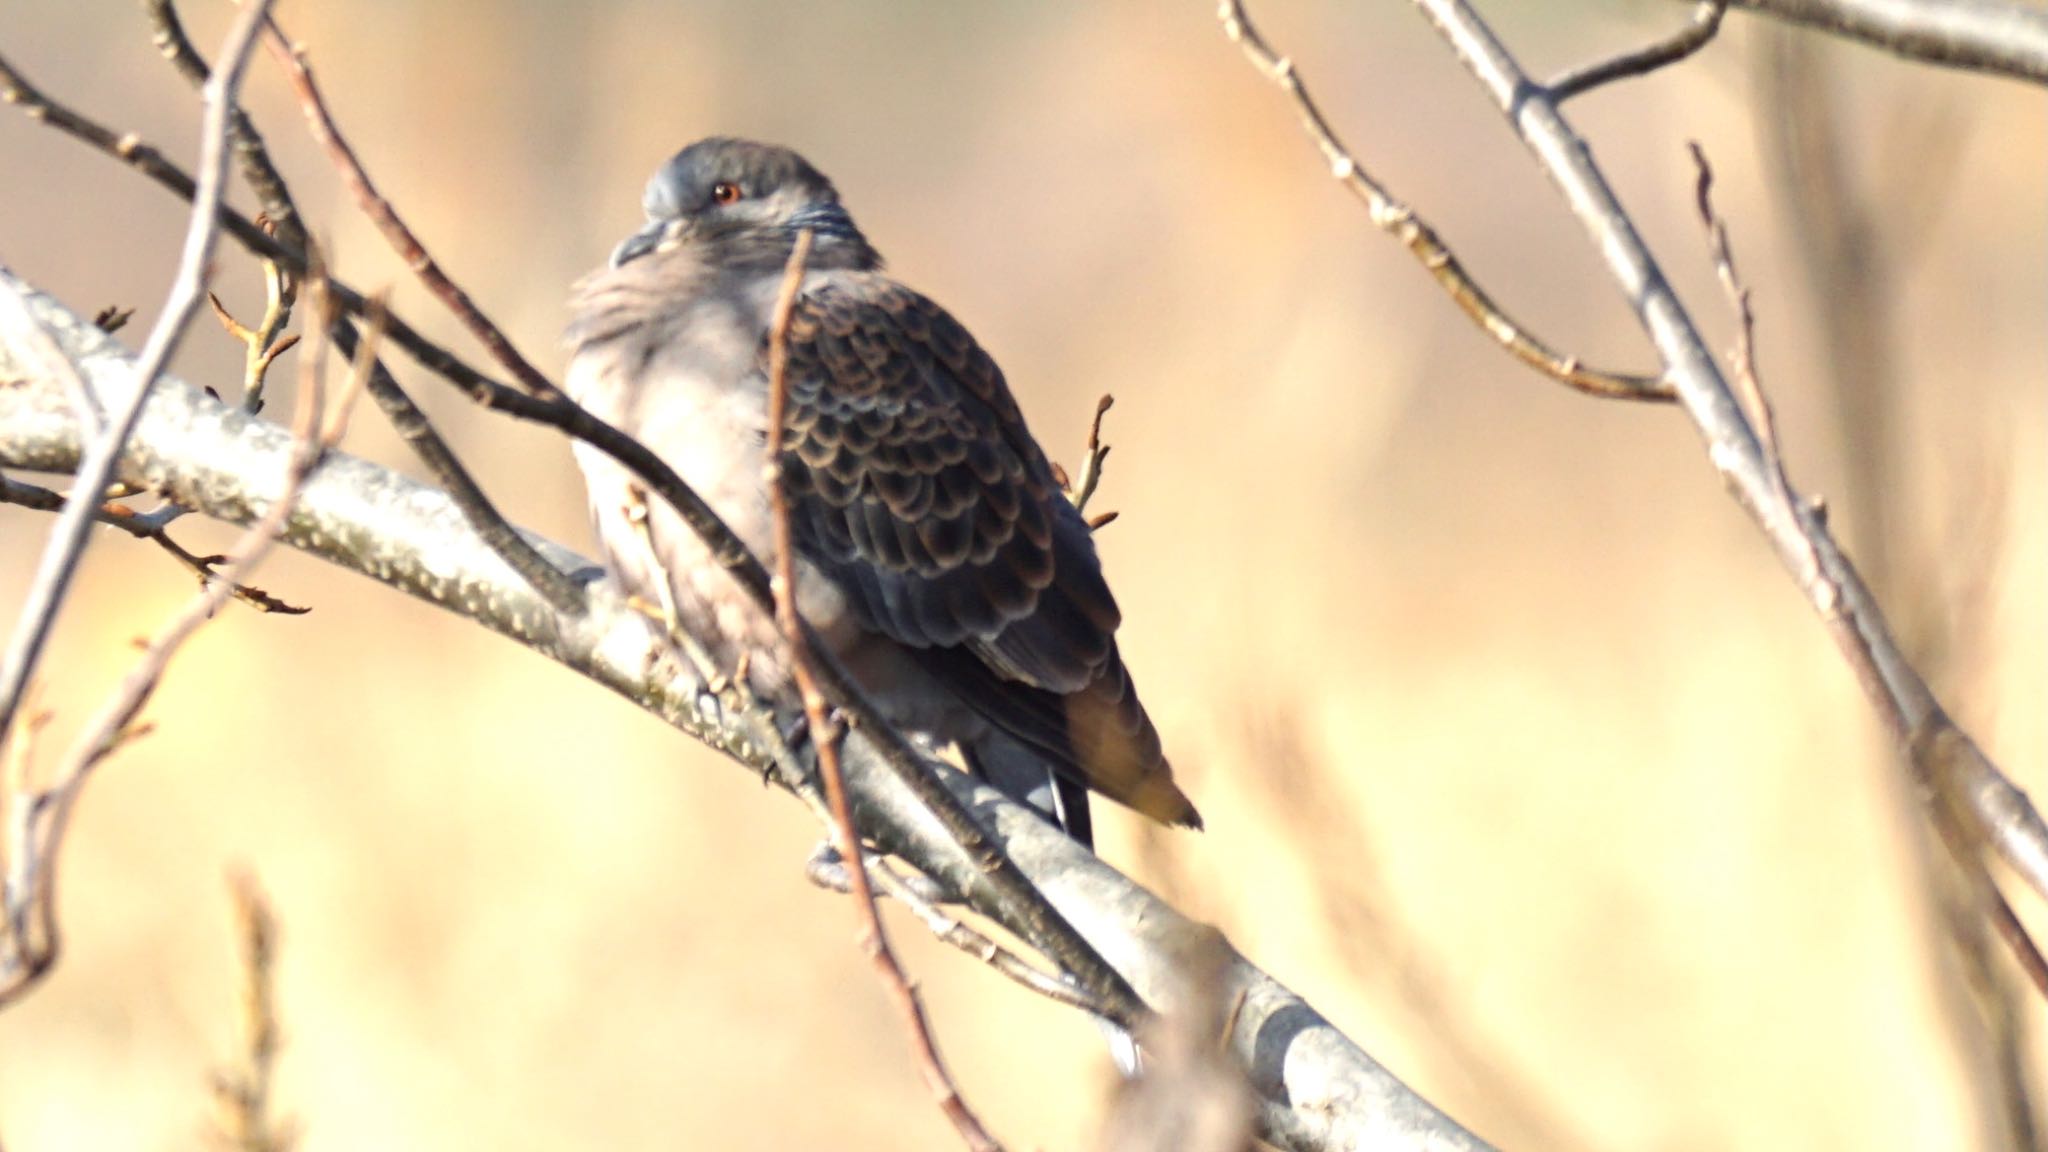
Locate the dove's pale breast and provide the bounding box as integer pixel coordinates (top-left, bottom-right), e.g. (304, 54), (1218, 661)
(565, 265), (870, 679)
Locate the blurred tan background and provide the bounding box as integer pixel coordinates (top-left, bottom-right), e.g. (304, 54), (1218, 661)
(2, 2), (2043, 1149)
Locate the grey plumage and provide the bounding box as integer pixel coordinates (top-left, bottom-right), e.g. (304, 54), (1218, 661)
(566, 137), (1199, 846)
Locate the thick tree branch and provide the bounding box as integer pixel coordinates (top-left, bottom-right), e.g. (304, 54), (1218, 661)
(0, 267), (1497, 1152)
(1707, 0), (2048, 85)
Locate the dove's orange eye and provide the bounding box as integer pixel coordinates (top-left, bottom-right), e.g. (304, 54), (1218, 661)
(710, 182), (744, 206)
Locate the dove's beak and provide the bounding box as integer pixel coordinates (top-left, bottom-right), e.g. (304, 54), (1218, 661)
(609, 220), (670, 269)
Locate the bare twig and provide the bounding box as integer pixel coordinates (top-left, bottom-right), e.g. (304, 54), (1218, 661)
(209, 869), (293, 1152)
(1216, 0), (1676, 403)
(206, 269), (299, 414)
(0, 48), (523, 427)
(762, 231), (1002, 1152)
(1709, 0), (2048, 85)
(0, 473), (308, 614)
(1749, 41), (2040, 1131)
(329, 316), (586, 613)
(1683, 167), (2038, 1028)
(1550, 2), (1728, 101)
(1063, 394), (1116, 517)
(145, 0), (308, 260)
(1688, 144), (1797, 519)
(124, 5), (586, 615)
(870, 859), (1099, 1014)
(0, 0), (277, 760)
(258, 20), (567, 406)
(0, 276), (364, 1009)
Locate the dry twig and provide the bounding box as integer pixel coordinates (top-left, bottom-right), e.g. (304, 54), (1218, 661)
(209, 869), (293, 1152)
(1056, 394), (1121, 531)
(804, 846), (1099, 1013)
(762, 231), (1002, 1152)
(1217, 0), (1676, 404)
(1549, 2), (1728, 100)
(258, 22), (566, 406)
(137, 13), (579, 614)
(0, 473), (308, 614)
(0, 277), (367, 1008)
(0, 49), (525, 443)
(0, 0), (278, 761)
(145, 0), (308, 263)
(206, 266), (299, 415)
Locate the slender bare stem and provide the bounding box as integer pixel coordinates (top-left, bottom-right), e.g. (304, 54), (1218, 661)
(1217, 0), (1676, 403)
(0, 277), (365, 1008)
(209, 869), (291, 1152)
(762, 231), (1002, 1152)
(1549, 2), (1728, 100)
(0, 0), (277, 760)
(258, 21), (565, 405)
(0, 473), (308, 614)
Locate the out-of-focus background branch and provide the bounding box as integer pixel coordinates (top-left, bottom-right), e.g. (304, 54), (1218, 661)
(0, 3), (2040, 1150)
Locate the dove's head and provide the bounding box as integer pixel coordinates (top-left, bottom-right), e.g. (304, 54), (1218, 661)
(609, 137), (880, 274)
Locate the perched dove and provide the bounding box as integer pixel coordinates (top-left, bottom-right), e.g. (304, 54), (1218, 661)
(565, 137), (1199, 847)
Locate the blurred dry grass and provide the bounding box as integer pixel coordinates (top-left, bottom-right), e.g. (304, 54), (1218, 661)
(1, 2), (2042, 1149)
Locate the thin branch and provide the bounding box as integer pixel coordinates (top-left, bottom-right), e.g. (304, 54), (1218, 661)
(0, 274), (364, 1008)
(1549, 2), (1728, 101)
(125, 4), (585, 615)
(763, 231), (1001, 1152)
(805, 849), (1102, 1014)
(258, 20), (566, 405)
(1400, 0), (2048, 946)
(328, 316), (589, 614)
(1216, 0), (1676, 403)
(1062, 393), (1117, 520)
(1710, 0), (2048, 85)
(0, 0), (277, 760)
(0, 48), (519, 422)
(1688, 144), (1796, 517)
(0, 267), (1497, 1152)
(0, 472), (308, 614)
(1690, 144), (2048, 1002)
(145, 0), (308, 258)
(153, 0), (304, 418)
(208, 869), (293, 1152)
(206, 262), (299, 415)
